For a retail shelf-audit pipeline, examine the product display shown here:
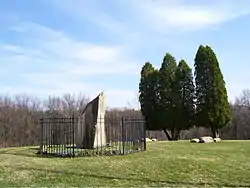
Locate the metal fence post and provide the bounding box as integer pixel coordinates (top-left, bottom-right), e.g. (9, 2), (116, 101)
(39, 117), (44, 154)
(122, 117), (125, 155)
(72, 114), (75, 157)
(144, 119), (146, 151)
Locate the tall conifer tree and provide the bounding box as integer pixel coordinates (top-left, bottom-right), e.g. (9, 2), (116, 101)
(174, 60), (195, 132)
(194, 45), (232, 138)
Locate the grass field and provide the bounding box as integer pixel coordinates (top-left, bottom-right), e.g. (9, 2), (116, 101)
(0, 141), (250, 187)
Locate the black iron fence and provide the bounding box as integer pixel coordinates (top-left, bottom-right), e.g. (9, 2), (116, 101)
(39, 116), (146, 157)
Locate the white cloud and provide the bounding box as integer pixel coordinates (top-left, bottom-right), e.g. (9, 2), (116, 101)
(125, 0), (250, 31)
(1, 44), (24, 53)
(0, 22), (140, 107)
(49, 0), (250, 32)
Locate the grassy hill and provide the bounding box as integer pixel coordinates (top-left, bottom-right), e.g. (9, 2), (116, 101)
(0, 141), (250, 187)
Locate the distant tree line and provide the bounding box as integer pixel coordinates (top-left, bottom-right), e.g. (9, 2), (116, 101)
(0, 94), (89, 147)
(180, 90), (250, 140)
(0, 89), (249, 148)
(139, 45), (233, 140)
(0, 93), (143, 147)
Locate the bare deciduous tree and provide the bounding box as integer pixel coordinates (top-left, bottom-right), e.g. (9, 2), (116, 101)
(1, 89), (250, 148)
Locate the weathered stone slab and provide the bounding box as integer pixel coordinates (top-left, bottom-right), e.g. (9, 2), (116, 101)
(75, 92), (106, 149)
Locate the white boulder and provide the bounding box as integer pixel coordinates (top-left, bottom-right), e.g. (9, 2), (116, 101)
(190, 138), (200, 143)
(213, 137), (222, 142)
(190, 136), (222, 143)
(199, 136), (214, 143)
(146, 138), (152, 142)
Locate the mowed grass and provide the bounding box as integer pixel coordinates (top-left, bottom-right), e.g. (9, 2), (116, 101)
(0, 141), (250, 187)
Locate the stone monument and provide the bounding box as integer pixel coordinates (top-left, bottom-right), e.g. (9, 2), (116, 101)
(75, 92), (106, 149)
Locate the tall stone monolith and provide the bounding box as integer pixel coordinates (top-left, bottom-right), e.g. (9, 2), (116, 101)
(75, 92), (106, 149)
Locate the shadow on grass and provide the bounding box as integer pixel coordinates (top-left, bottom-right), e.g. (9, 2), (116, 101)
(6, 165), (250, 188)
(0, 148), (138, 158)
(0, 148), (56, 158)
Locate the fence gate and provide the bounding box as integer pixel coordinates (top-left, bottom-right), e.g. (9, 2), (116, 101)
(39, 116), (146, 157)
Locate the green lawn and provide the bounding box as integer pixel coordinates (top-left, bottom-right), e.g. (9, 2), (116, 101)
(0, 141), (250, 187)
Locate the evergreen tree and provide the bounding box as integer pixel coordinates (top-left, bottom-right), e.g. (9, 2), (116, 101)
(158, 53), (178, 140)
(174, 60), (195, 132)
(194, 45), (232, 138)
(139, 62), (161, 130)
